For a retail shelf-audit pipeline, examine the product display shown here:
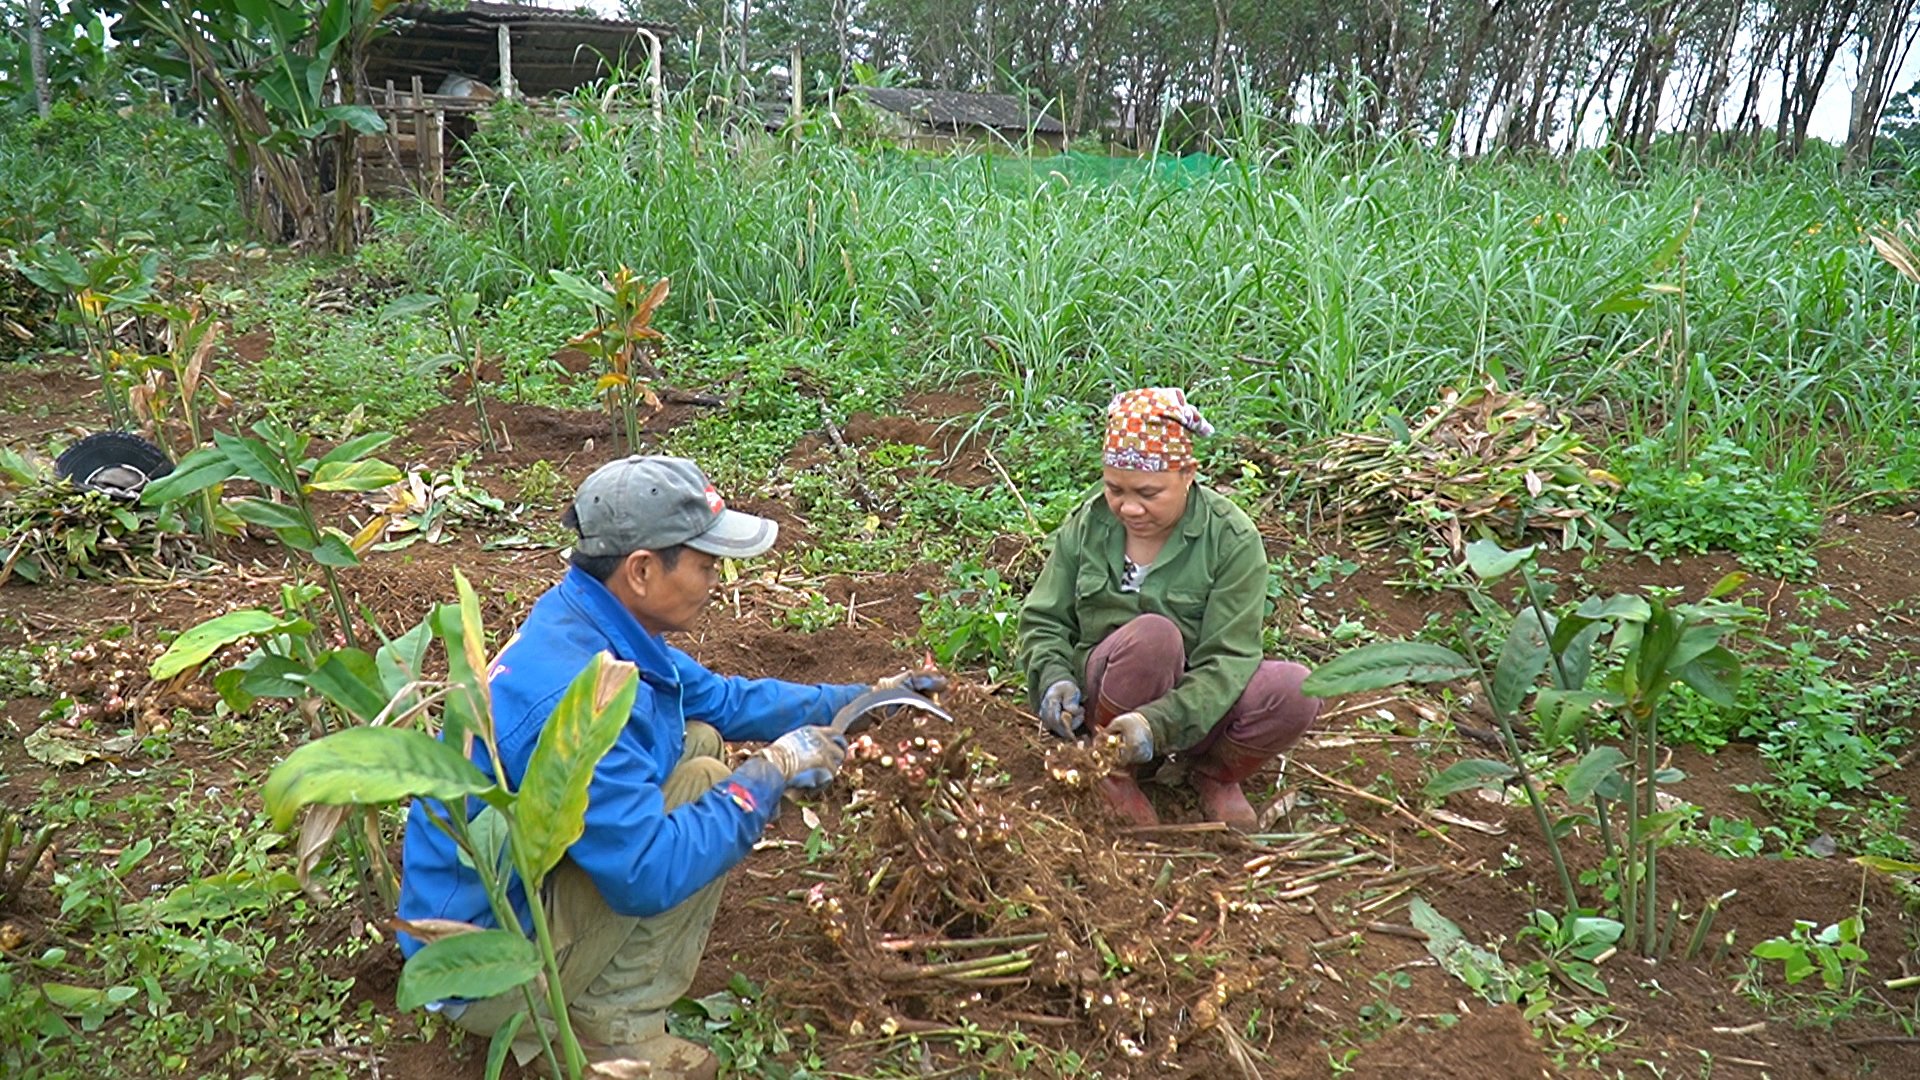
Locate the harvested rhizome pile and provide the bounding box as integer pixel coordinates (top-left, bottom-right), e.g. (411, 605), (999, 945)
(749, 690), (1370, 1078)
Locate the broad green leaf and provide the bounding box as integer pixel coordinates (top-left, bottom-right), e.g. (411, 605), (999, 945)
(310, 459), (404, 493)
(1492, 606), (1555, 719)
(380, 294), (442, 321)
(456, 806), (511, 875)
(1301, 642), (1476, 697)
(1424, 758), (1517, 799)
(376, 618), (435, 698)
(1410, 896), (1513, 1004)
(515, 654), (639, 883)
(1555, 621), (1606, 692)
(1707, 571), (1750, 600)
(396, 929), (540, 1011)
(1675, 646), (1741, 707)
(30, 982), (138, 1019)
(1463, 539), (1535, 581)
(548, 268), (612, 311)
(139, 446), (237, 506)
(263, 727), (494, 831)
(1668, 622), (1733, 673)
(317, 431), (397, 469)
(321, 103), (386, 135)
(1573, 594), (1652, 624)
(230, 496), (310, 534)
(310, 531), (361, 567)
(1562, 746), (1627, 803)
(213, 430), (299, 494)
(1630, 807), (1692, 844)
(298, 649), (391, 723)
(151, 610), (311, 679)
(239, 653), (315, 699)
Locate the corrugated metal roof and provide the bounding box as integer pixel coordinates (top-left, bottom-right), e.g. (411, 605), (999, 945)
(855, 87), (1066, 135)
(364, 3), (672, 98)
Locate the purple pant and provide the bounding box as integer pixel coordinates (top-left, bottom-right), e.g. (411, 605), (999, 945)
(1085, 614), (1318, 757)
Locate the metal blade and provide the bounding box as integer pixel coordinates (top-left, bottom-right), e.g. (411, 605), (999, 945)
(830, 686), (955, 736)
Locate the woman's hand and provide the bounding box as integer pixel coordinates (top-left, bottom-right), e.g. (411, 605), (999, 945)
(1105, 712), (1154, 764)
(1038, 679), (1085, 738)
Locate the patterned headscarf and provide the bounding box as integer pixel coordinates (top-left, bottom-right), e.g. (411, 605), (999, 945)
(1103, 388), (1215, 472)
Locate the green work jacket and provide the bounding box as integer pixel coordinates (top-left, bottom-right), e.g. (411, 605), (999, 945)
(1016, 484), (1269, 751)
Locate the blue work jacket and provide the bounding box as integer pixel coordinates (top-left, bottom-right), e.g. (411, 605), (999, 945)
(396, 568), (865, 954)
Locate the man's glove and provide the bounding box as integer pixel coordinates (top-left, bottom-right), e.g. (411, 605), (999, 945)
(759, 726), (849, 790)
(1037, 679), (1084, 739)
(1105, 712), (1154, 765)
(875, 671), (948, 696)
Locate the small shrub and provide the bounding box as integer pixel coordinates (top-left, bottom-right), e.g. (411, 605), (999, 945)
(1615, 438), (1820, 578)
(918, 561), (1021, 676)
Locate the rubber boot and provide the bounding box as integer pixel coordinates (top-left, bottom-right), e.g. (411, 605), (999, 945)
(1089, 694), (1159, 827)
(1190, 737), (1273, 833)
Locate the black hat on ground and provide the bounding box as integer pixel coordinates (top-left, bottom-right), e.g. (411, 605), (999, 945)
(54, 432), (174, 501)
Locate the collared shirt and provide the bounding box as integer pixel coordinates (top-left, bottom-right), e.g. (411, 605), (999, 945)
(396, 568), (865, 954)
(1016, 485), (1269, 751)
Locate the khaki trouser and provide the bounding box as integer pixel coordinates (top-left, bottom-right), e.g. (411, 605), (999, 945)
(453, 722), (733, 1057)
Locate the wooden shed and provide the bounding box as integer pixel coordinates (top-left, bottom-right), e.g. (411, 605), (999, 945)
(851, 87), (1067, 153)
(354, 2), (671, 200)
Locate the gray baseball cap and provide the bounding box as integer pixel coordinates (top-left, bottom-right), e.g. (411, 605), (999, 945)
(571, 456), (779, 559)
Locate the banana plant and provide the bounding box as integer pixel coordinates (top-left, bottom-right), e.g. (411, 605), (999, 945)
(262, 572), (635, 1080)
(1303, 539), (1747, 951)
(140, 420), (401, 647)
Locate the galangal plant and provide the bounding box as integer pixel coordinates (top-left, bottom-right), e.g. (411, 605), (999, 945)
(384, 290), (497, 451)
(11, 238), (160, 427)
(123, 300), (235, 543)
(140, 421), (401, 647)
(261, 572), (637, 1080)
(1303, 540), (1747, 957)
(549, 267), (669, 452)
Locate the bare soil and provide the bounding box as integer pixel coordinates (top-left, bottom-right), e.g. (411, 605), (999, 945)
(3, 352), (1919, 1078)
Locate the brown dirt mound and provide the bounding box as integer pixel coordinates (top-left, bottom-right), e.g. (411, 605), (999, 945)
(1348, 1004), (1556, 1079)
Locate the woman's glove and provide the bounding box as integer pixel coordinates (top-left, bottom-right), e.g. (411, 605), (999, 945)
(758, 726), (849, 790)
(1037, 679), (1084, 738)
(1105, 712), (1154, 765)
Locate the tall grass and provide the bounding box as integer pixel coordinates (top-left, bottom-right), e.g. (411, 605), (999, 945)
(377, 95), (1920, 487)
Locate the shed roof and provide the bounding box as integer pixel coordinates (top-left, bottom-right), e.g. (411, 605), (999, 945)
(363, 2), (671, 99)
(853, 87), (1065, 135)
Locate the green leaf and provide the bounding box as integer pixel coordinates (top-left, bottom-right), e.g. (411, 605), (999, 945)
(548, 268), (611, 312)
(1676, 646), (1741, 707)
(396, 930), (540, 1011)
(1854, 855), (1920, 875)
(1463, 539), (1535, 581)
(381, 293), (443, 321)
(376, 618), (435, 699)
(486, 1011), (529, 1080)
(1562, 746), (1628, 803)
(309, 459), (403, 493)
(230, 496), (310, 534)
(298, 649), (391, 723)
(456, 806), (511, 875)
(138, 869), (299, 925)
(1573, 594), (1652, 624)
(239, 653), (315, 699)
(1706, 571), (1750, 600)
(1555, 621), (1606, 692)
(1492, 606), (1555, 719)
(318, 431), (397, 469)
(514, 654), (639, 884)
(309, 531), (361, 567)
(139, 446), (237, 506)
(263, 727), (495, 831)
(321, 103), (386, 135)
(1425, 758), (1517, 799)
(213, 430), (300, 494)
(1300, 642), (1476, 697)
(151, 610), (312, 680)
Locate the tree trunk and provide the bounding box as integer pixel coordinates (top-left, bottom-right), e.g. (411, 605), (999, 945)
(1846, 0), (1920, 169)
(26, 0), (51, 119)
(1208, 0), (1232, 111)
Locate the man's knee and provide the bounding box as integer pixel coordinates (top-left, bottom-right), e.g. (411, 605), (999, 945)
(662, 755), (733, 810)
(684, 721), (724, 762)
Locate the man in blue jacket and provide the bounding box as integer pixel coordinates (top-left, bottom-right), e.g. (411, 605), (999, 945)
(396, 455), (921, 1078)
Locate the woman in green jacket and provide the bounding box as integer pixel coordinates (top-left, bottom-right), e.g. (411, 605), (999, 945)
(1015, 388), (1319, 830)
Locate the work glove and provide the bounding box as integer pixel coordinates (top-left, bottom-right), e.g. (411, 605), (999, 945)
(1037, 679), (1084, 739)
(1105, 712), (1154, 765)
(758, 725), (849, 790)
(874, 671), (948, 697)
